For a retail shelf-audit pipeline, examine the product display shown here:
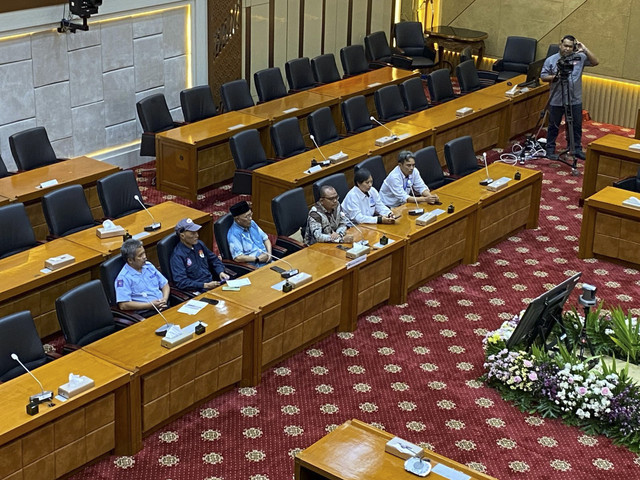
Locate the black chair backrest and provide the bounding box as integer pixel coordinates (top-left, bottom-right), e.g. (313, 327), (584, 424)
(157, 233), (180, 284)
(546, 44), (560, 58)
(100, 255), (126, 306)
(271, 187), (309, 238)
(456, 59), (481, 94)
(42, 184), (95, 237)
(365, 31), (392, 62)
(230, 129), (269, 169)
(399, 77), (429, 112)
(0, 154), (11, 178)
(394, 21), (426, 57)
(0, 311), (48, 382)
(312, 173), (349, 202)
(460, 46), (473, 63)
(254, 67), (288, 103)
(427, 68), (455, 103)
(502, 36), (537, 71)
(374, 85), (407, 122)
(413, 146), (447, 190)
(355, 155), (386, 191)
(180, 85), (217, 123)
(136, 94), (174, 134)
(214, 213), (235, 261)
(444, 136), (479, 177)
(307, 107), (340, 146)
(340, 45), (370, 77)
(56, 280), (118, 347)
(220, 79), (255, 112)
(9, 127), (58, 171)
(270, 117), (307, 158)
(285, 57), (317, 91)
(0, 203), (38, 259)
(97, 170), (144, 219)
(311, 54), (341, 84)
(341, 95), (374, 134)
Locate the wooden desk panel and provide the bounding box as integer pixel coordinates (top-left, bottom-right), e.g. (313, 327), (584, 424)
(155, 112), (270, 201)
(0, 157), (118, 240)
(295, 419), (497, 480)
(579, 186), (640, 266)
(0, 195), (8, 206)
(0, 351), (132, 478)
(83, 296), (256, 451)
(0, 238), (103, 337)
(581, 134), (640, 202)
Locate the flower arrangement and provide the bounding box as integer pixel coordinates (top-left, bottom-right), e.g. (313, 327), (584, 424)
(483, 307), (640, 452)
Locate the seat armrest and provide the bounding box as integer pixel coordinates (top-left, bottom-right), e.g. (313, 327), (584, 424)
(477, 70), (500, 82)
(47, 351), (62, 360)
(222, 259), (256, 277)
(275, 236), (306, 256)
(612, 177), (637, 191)
(62, 344), (81, 354)
(492, 59), (504, 72)
(110, 306), (146, 323)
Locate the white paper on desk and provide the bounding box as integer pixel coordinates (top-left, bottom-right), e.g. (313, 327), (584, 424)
(367, 82), (382, 88)
(227, 123), (245, 131)
(271, 279), (288, 291)
(177, 299), (208, 315)
(132, 231), (150, 240)
(283, 107), (299, 114)
(40, 267), (52, 274)
(226, 278), (251, 288)
(396, 133), (410, 141)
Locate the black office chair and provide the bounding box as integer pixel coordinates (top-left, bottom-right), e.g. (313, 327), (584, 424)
(546, 44), (560, 58)
(213, 214), (258, 275)
(136, 93), (181, 158)
(413, 146), (454, 190)
(444, 136), (482, 178)
(312, 173), (349, 202)
(55, 280), (135, 353)
(0, 154), (13, 178)
(613, 167), (640, 192)
(426, 68), (457, 104)
(42, 184), (98, 238)
(340, 45), (371, 77)
(394, 21), (438, 71)
(492, 36), (537, 82)
(270, 117), (307, 159)
(0, 311), (55, 382)
(374, 85), (407, 122)
(311, 53), (341, 84)
(456, 59), (483, 94)
(285, 57), (317, 92)
(341, 95), (374, 134)
(229, 129), (274, 194)
(307, 107), (340, 146)
(355, 155), (386, 191)
(9, 126), (62, 172)
(97, 170), (146, 219)
(254, 67), (288, 103)
(180, 85), (218, 123)
(399, 77), (429, 113)
(0, 203), (39, 260)
(364, 31), (412, 70)
(458, 48), (499, 88)
(271, 187), (308, 256)
(220, 79), (255, 112)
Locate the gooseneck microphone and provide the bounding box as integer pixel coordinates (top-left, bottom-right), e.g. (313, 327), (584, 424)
(407, 179), (424, 216)
(479, 152), (493, 186)
(370, 116), (399, 140)
(134, 194), (161, 231)
(340, 211), (368, 245)
(11, 353), (54, 403)
(254, 243), (299, 278)
(142, 292), (175, 336)
(309, 134), (328, 162)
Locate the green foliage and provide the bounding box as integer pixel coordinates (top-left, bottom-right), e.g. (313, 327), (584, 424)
(608, 308), (640, 363)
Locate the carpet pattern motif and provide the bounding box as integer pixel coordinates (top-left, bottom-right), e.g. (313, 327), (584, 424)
(68, 121), (640, 479)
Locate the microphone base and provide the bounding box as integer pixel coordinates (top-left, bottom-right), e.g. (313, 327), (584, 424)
(281, 269), (299, 279)
(144, 222), (161, 232)
(155, 323), (175, 337)
(30, 390), (54, 404)
(479, 178), (493, 186)
(409, 209), (424, 216)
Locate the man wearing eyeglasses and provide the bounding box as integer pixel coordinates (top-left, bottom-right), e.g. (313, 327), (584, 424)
(227, 200), (272, 267)
(304, 185), (354, 245)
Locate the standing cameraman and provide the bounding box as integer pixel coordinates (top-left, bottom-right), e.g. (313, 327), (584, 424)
(541, 35), (598, 160)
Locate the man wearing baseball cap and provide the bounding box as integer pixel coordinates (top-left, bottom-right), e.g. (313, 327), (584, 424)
(170, 218), (230, 292)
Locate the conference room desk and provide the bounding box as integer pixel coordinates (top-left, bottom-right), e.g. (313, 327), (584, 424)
(579, 186), (640, 266)
(309, 228), (407, 312)
(0, 238), (103, 338)
(360, 193), (478, 292)
(64, 201), (212, 266)
(442, 163), (542, 253)
(83, 295), (256, 453)
(0, 195), (8, 206)
(214, 248), (356, 370)
(155, 111), (270, 201)
(581, 134), (640, 203)
(295, 419), (497, 480)
(0, 156), (119, 240)
(0, 350), (132, 479)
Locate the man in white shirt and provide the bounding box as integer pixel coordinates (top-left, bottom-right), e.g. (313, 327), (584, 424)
(342, 167), (397, 224)
(379, 150), (439, 207)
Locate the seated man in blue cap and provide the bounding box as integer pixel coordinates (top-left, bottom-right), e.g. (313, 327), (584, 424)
(170, 217), (230, 292)
(227, 200), (272, 267)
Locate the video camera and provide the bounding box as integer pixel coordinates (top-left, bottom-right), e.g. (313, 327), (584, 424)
(556, 54), (578, 75)
(70, 0), (102, 18)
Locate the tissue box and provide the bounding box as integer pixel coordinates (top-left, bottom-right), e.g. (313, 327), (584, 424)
(486, 177), (511, 191)
(45, 254), (75, 270)
(385, 436), (423, 460)
(328, 151), (349, 163)
(455, 107), (474, 117)
(375, 136), (396, 146)
(96, 225), (126, 238)
(416, 211), (438, 226)
(58, 375), (95, 399)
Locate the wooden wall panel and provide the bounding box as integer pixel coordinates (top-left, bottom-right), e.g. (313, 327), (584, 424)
(351, 0), (369, 45)
(303, 0), (323, 60)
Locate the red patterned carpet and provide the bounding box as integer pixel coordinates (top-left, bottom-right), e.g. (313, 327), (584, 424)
(69, 121), (640, 479)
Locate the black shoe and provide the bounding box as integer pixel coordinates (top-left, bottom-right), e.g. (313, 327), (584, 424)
(574, 150), (586, 160)
(546, 151), (559, 160)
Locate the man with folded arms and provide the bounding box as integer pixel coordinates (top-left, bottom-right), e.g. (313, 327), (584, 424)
(304, 185), (354, 245)
(227, 200), (272, 267)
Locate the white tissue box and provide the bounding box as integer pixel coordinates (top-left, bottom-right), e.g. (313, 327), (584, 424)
(385, 436), (423, 460)
(328, 151), (349, 163)
(455, 107), (474, 117)
(96, 225), (126, 238)
(58, 375), (95, 399)
(45, 254), (75, 270)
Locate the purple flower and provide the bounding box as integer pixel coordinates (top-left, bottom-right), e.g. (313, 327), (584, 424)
(513, 376), (522, 384)
(523, 360), (533, 368)
(528, 372), (538, 381)
(577, 386), (587, 395)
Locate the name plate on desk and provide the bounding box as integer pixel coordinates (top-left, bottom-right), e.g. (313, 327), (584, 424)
(375, 135), (396, 146)
(283, 107), (300, 114)
(227, 123), (245, 131)
(37, 179), (59, 189)
(367, 82), (382, 88)
(45, 254), (75, 270)
(304, 165), (323, 175)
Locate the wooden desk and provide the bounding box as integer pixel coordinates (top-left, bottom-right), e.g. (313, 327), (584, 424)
(83, 295), (256, 453)
(579, 186), (640, 266)
(295, 419), (497, 480)
(360, 193), (477, 292)
(0, 238), (103, 337)
(0, 350), (132, 478)
(0, 157), (118, 240)
(214, 248), (356, 369)
(64, 201), (212, 266)
(309, 228), (407, 312)
(155, 111), (270, 201)
(426, 26), (489, 67)
(441, 163), (542, 252)
(0, 195), (8, 206)
(581, 134), (640, 202)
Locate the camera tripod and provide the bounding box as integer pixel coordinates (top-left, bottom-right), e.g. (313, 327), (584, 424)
(554, 66), (580, 175)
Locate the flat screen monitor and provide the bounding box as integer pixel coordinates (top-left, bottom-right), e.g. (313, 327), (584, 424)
(517, 59), (545, 88)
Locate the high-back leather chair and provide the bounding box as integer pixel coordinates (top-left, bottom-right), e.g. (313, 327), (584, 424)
(0, 203), (38, 259)
(365, 31), (394, 64)
(311, 54), (341, 84)
(220, 79), (255, 112)
(399, 77), (429, 113)
(355, 155), (386, 191)
(444, 136), (482, 177)
(271, 187), (308, 255)
(136, 93), (179, 157)
(312, 173), (350, 202)
(394, 21), (437, 70)
(42, 184), (96, 237)
(340, 45), (370, 77)
(212, 214), (255, 276)
(270, 117), (307, 159)
(341, 95), (374, 134)
(285, 57), (317, 92)
(229, 129), (274, 194)
(9, 126), (60, 171)
(492, 36), (537, 81)
(426, 68), (456, 104)
(0, 154), (10, 178)
(413, 146), (454, 190)
(307, 107), (340, 146)
(180, 85), (217, 123)
(97, 170), (145, 219)
(0, 311), (49, 382)
(374, 85), (407, 122)
(254, 67), (288, 103)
